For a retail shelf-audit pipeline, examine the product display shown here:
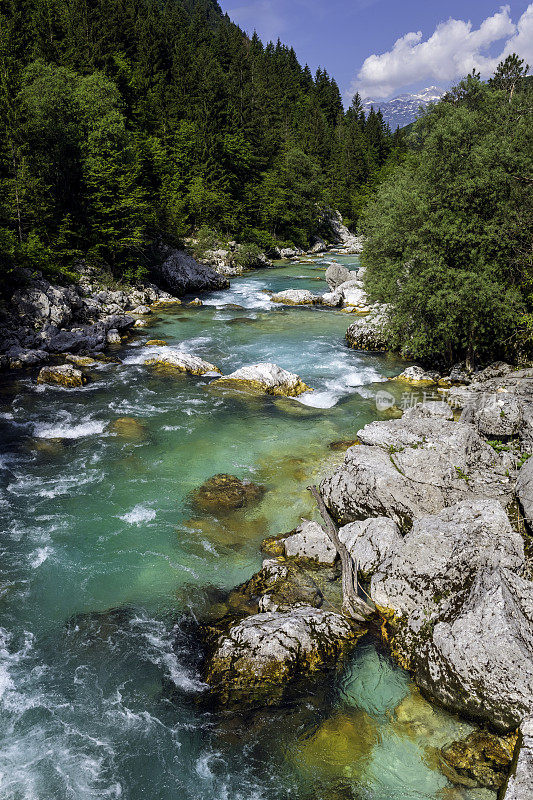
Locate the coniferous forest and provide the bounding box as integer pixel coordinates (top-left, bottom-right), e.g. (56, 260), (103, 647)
(0, 0), (402, 283)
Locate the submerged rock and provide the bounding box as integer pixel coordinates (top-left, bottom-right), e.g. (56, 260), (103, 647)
(213, 362), (312, 397)
(144, 350), (220, 375)
(36, 364), (88, 388)
(204, 605), (363, 706)
(109, 417), (148, 440)
(271, 289), (319, 306)
(440, 729), (516, 790)
(191, 473), (265, 514)
(145, 339), (168, 346)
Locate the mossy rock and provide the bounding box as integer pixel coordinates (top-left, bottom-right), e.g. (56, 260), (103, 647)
(328, 439), (361, 451)
(190, 473), (265, 514)
(439, 729), (517, 790)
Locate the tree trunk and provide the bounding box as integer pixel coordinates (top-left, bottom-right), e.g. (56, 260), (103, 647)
(308, 485), (375, 622)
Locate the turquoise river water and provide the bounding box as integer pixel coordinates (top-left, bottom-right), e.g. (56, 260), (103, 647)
(0, 256), (494, 800)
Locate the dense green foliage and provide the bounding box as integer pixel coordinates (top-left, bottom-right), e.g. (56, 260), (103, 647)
(0, 0), (402, 281)
(362, 61), (533, 367)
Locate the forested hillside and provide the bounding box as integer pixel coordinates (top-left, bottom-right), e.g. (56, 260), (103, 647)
(0, 0), (402, 282)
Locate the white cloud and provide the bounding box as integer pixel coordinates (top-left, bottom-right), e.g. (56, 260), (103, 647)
(351, 4), (533, 99)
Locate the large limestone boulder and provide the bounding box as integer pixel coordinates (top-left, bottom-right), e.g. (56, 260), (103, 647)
(150, 249), (228, 296)
(338, 281), (368, 309)
(271, 289), (319, 306)
(320, 418), (511, 529)
(144, 351), (221, 375)
(461, 392), (523, 438)
(338, 517), (402, 579)
(371, 499), (524, 618)
(446, 366), (533, 448)
(503, 717), (533, 800)
(281, 520), (337, 566)
(346, 306), (390, 351)
(204, 606), (362, 706)
(325, 264), (351, 290)
(403, 401), (454, 421)
(394, 366), (439, 386)
(517, 458), (533, 530)
(370, 501), (532, 732)
(36, 364), (88, 388)
(213, 363), (312, 397)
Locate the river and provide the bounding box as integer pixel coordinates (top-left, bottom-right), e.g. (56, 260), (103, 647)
(0, 255), (492, 800)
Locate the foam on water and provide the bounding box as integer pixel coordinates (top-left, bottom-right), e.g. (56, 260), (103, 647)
(119, 505), (156, 525)
(33, 417), (106, 439)
(203, 279), (273, 310)
(28, 546), (53, 568)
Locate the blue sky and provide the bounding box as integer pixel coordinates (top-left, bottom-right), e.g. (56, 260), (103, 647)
(218, 1), (533, 102)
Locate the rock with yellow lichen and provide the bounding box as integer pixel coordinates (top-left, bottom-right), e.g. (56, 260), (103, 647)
(439, 729), (517, 790)
(204, 605), (364, 707)
(37, 364), (88, 388)
(213, 362), (312, 397)
(144, 350), (220, 375)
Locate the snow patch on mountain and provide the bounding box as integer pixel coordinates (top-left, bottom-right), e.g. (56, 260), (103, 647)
(363, 86), (445, 129)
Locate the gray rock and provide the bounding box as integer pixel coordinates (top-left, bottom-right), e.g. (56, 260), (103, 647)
(325, 264), (351, 290)
(403, 401), (454, 420)
(517, 458), (533, 529)
(346, 306), (391, 352)
(205, 605), (361, 706)
(131, 305), (151, 315)
(151, 249), (228, 296)
(461, 392), (523, 438)
(106, 329), (121, 344)
(370, 500), (532, 731)
(503, 716), (533, 800)
(395, 366), (439, 385)
(338, 517), (401, 578)
(283, 520), (337, 565)
(320, 418), (512, 529)
(371, 499), (524, 618)
(213, 362), (312, 397)
(320, 290), (343, 307)
(415, 568), (533, 732)
(271, 289), (319, 305)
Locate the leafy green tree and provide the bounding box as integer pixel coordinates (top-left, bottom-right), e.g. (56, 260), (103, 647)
(362, 62), (532, 367)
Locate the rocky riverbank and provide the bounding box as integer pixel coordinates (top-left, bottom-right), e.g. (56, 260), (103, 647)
(0, 249), (227, 371)
(196, 362), (533, 798)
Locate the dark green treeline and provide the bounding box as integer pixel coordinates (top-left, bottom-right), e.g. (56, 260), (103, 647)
(0, 0), (403, 280)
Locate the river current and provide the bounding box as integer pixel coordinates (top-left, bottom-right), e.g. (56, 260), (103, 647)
(0, 256), (493, 800)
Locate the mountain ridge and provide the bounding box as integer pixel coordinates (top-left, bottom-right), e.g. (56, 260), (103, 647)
(362, 86), (445, 129)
